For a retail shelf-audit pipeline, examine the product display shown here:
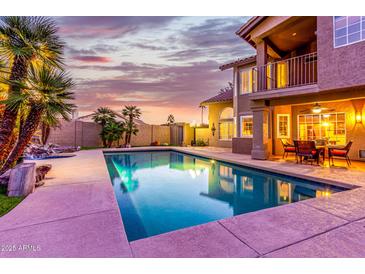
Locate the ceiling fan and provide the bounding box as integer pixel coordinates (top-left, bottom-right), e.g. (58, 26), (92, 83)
(300, 103), (335, 114)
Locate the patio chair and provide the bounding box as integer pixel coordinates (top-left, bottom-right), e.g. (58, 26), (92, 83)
(328, 141), (353, 166)
(294, 140), (322, 165)
(280, 139), (296, 159)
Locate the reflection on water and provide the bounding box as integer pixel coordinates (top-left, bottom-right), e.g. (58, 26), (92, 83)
(105, 151), (345, 241)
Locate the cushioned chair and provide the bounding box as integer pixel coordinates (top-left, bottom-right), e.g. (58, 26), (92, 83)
(294, 140), (323, 165)
(328, 141), (353, 166)
(280, 139), (296, 159)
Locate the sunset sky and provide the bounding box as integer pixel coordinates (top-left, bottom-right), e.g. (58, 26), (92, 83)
(56, 16), (254, 124)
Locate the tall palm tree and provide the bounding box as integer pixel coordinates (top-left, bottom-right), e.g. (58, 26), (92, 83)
(0, 16), (64, 161)
(92, 107), (116, 147)
(0, 65), (74, 173)
(122, 105), (141, 146)
(167, 114), (175, 125)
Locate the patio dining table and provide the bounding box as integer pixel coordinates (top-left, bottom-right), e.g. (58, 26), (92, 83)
(316, 144), (347, 164)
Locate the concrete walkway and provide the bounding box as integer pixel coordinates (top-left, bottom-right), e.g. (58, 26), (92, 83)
(1, 147), (365, 257)
(0, 150), (132, 257)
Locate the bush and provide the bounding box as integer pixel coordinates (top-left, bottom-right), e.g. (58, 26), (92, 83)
(196, 139), (208, 146)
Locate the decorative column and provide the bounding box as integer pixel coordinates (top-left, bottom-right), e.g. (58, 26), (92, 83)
(251, 103), (270, 160)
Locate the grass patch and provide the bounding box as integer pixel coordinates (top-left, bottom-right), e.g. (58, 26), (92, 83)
(80, 146), (103, 150)
(0, 185), (23, 217)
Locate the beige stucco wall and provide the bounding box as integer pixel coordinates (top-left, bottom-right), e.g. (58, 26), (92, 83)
(196, 128), (210, 143)
(48, 120), (170, 148)
(48, 120), (103, 147)
(205, 102), (233, 148)
(183, 123), (194, 146)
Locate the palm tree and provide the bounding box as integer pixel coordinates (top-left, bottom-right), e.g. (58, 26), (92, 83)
(167, 114), (175, 125)
(0, 65), (74, 173)
(40, 105), (63, 146)
(0, 16), (64, 162)
(92, 107), (116, 147)
(122, 105), (141, 146)
(101, 121), (125, 148)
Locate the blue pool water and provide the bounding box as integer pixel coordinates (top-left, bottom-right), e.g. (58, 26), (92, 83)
(104, 150), (346, 242)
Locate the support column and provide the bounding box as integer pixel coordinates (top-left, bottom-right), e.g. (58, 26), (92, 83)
(251, 103), (270, 160)
(256, 41), (268, 92)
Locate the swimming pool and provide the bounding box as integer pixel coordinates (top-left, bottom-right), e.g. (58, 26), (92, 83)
(104, 150), (346, 242)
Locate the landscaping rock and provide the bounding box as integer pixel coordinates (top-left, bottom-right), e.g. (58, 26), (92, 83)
(7, 163), (36, 197)
(35, 164), (52, 187)
(0, 169), (11, 185)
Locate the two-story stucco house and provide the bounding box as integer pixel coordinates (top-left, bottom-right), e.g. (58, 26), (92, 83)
(201, 16), (365, 161)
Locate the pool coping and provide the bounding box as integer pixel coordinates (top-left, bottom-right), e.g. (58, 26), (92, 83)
(104, 146), (365, 257)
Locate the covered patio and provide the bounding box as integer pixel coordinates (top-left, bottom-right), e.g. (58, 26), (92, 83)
(249, 88), (365, 162)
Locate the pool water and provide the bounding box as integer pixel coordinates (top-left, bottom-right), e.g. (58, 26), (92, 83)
(104, 150), (346, 242)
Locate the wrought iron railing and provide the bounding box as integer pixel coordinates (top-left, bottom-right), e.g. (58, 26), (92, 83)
(249, 52), (317, 92)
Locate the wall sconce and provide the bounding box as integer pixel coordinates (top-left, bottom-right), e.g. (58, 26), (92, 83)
(356, 111), (362, 124)
(211, 123), (216, 136)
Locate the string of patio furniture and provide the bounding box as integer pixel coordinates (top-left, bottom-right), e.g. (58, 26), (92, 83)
(280, 139), (353, 166)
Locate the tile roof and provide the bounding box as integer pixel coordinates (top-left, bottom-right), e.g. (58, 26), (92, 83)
(200, 89), (233, 105)
(219, 55), (256, 71)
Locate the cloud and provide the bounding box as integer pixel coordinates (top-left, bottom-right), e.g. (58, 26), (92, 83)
(129, 42), (168, 51)
(72, 60), (232, 115)
(55, 16), (254, 123)
(66, 46), (96, 55)
(56, 16), (180, 39)
(72, 55), (112, 63)
(161, 17), (254, 62)
(92, 44), (120, 53)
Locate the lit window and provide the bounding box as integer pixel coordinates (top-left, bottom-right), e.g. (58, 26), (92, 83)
(219, 108), (234, 140)
(240, 115), (253, 138)
(333, 16), (365, 47)
(239, 67), (256, 94)
(276, 62), (288, 88)
(277, 114), (290, 138)
(297, 113), (346, 145)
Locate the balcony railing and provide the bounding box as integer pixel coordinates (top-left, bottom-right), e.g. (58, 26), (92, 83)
(248, 52), (317, 92)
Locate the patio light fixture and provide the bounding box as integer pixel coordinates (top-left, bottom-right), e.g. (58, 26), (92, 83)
(356, 111), (362, 124)
(211, 123), (216, 136)
(312, 103), (322, 114)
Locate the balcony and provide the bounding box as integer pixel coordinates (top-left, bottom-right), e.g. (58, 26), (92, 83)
(244, 52), (317, 93)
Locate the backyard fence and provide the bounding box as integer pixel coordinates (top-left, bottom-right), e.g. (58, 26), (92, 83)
(47, 120), (170, 148)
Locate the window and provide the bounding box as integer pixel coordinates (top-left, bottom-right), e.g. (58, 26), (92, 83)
(277, 114), (290, 139)
(240, 115), (253, 138)
(334, 16), (365, 47)
(297, 113), (346, 145)
(276, 62), (288, 88)
(219, 107), (234, 140)
(239, 67), (256, 94)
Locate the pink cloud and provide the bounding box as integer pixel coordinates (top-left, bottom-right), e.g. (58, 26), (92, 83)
(72, 55), (111, 63)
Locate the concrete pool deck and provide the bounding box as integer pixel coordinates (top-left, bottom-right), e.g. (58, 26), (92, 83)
(2, 146), (365, 257)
